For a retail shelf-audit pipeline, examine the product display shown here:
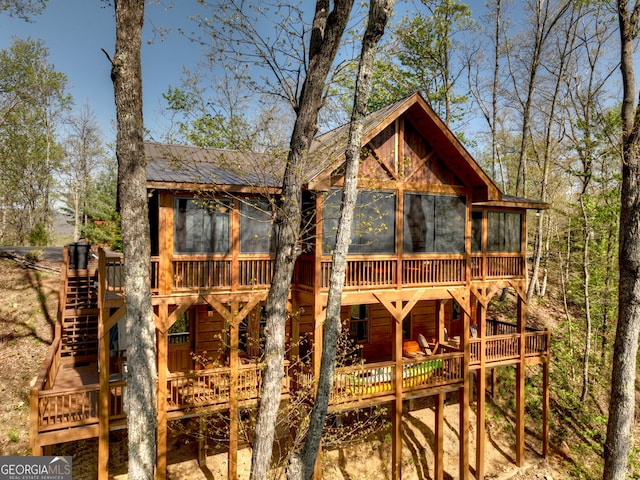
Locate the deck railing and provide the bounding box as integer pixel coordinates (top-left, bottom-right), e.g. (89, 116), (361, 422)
(172, 258), (231, 289)
(166, 362), (289, 412)
(471, 254), (524, 279)
(102, 251), (528, 294)
(487, 255), (523, 277)
(525, 331), (550, 357)
(294, 257), (315, 288)
(321, 258), (398, 289)
(168, 368), (232, 410)
(331, 352), (464, 404)
(402, 258), (465, 285)
(468, 329), (549, 366)
(103, 252), (124, 294)
(238, 258), (275, 287)
(35, 385), (100, 432)
(469, 335), (520, 365)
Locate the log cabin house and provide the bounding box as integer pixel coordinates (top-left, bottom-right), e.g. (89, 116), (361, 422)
(30, 93), (550, 479)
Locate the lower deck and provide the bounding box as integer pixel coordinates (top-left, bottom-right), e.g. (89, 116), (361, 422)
(31, 326), (548, 447)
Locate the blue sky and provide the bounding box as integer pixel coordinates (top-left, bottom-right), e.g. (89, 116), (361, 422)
(0, 1), (206, 139)
(0, 1), (492, 143)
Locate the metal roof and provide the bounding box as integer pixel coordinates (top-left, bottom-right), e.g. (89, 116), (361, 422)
(145, 142), (284, 188)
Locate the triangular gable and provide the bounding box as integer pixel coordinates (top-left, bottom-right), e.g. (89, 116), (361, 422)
(307, 93), (501, 202)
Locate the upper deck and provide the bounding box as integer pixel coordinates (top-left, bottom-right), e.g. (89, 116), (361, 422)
(102, 250), (524, 299)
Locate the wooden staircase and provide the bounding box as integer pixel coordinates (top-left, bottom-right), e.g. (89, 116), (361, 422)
(60, 266), (99, 363)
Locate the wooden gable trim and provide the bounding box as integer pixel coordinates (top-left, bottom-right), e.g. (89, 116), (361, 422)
(403, 150), (435, 183)
(308, 96), (419, 190)
(307, 93), (502, 201)
(473, 199), (550, 210)
(404, 97), (501, 201)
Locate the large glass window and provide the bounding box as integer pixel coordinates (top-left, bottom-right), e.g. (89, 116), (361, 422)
(322, 190), (396, 254)
(174, 198), (230, 254)
(487, 211), (522, 252)
(240, 200), (277, 253)
(404, 193), (466, 253)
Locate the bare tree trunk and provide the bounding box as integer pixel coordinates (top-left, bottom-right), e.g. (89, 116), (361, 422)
(510, 0), (570, 198)
(527, 3), (579, 300)
(287, 2), (394, 479)
(557, 227), (575, 380)
(491, 0), (504, 188)
(603, 2), (640, 478)
(579, 195), (592, 403)
(600, 221), (616, 363)
(110, 1), (156, 479)
(249, 2), (354, 479)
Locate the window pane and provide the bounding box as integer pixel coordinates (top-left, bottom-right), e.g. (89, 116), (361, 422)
(505, 213), (522, 252)
(434, 195), (465, 253)
(404, 193), (465, 253)
(322, 190), (396, 254)
(404, 194), (434, 252)
(321, 190), (342, 254)
(487, 211), (522, 252)
(174, 198), (229, 254)
(471, 210), (483, 252)
(240, 200), (276, 253)
(487, 211), (502, 251)
(351, 191), (396, 254)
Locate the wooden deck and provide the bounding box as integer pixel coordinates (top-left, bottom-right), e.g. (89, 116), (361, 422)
(31, 326), (548, 441)
(102, 252), (526, 296)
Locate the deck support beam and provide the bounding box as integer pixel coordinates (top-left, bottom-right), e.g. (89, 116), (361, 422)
(156, 304), (169, 479)
(458, 295), (470, 480)
(391, 301), (403, 480)
(228, 300), (240, 480)
(98, 302), (110, 480)
(475, 294), (486, 480)
(434, 299), (446, 480)
(515, 295), (526, 467)
(375, 292), (424, 480)
(542, 356), (550, 458)
(435, 393), (445, 480)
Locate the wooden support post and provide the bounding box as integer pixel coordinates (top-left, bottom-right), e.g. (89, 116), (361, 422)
(435, 393), (445, 480)
(228, 301), (240, 480)
(156, 303), (169, 480)
(476, 297), (486, 480)
(98, 307), (110, 480)
(459, 306), (470, 480)
(158, 192), (173, 296)
(436, 299), (445, 345)
(542, 359), (550, 458)
(515, 296), (526, 467)
(391, 301), (403, 480)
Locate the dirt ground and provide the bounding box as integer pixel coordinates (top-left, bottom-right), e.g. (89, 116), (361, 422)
(146, 400), (562, 480)
(0, 257), (57, 457)
(0, 255), (565, 479)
